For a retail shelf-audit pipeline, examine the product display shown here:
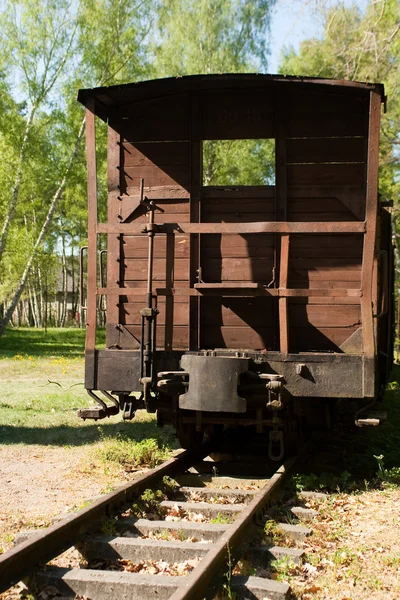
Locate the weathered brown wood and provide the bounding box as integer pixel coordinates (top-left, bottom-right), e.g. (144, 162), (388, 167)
(98, 286), (362, 298)
(121, 300), (189, 326)
(121, 198), (190, 222)
(117, 93), (190, 141)
(123, 235), (190, 259)
(202, 235), (275, 258)
(289, 269), (362, 282)
(122, 257), (188, 281)
(289, 327), (360, 351)
(96, 221), (366, 234)
(287, 197), (360, 214)
(165, 232), (177, 349)
(201, 298), (276, 327)
(85, 102), (98, 352)
(287, 163), (365, 186)
(123, 165), (190, 190)
(279, 234), (290, 354)
(123, 324), (189, 349)
(201, 89), (275, 139)
(289, 304), (361, 328)
(125, 185), (190, 199)
(201, 326), (276, 351)
(202, 198), (275, 214)
(189, 94), (201, 350)
(286, 90), (368, 137)
(106, 124), (122, 350)
(202, 211), (276, 223)
(202, 257), (274, 282)
(123, 141), (190, 168)
(286, 137), (366, 164)
(361, 91), (381, 360)
(290, 257), (362, 268)
(202, 186), (275, 199)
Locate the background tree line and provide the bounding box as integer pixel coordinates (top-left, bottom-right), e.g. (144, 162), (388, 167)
(0, 0), (398, 334)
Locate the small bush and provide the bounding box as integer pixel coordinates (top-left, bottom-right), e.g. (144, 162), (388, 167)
(98, 437), (167, 469)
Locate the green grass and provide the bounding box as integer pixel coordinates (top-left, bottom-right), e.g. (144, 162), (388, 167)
(0, 328), (177, 451)
(0, 327), (105, 358)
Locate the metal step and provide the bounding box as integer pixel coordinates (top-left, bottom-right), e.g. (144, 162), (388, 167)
(356, 411), (387, 427)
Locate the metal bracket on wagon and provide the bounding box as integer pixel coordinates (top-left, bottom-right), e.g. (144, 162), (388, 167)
(77, 390), (119, 420)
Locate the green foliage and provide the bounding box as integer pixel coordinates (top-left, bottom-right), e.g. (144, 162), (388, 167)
(279, 0), (400, 203)
(101, 516), (119, 536)
(292, 471), (355, 493)
(374, 454), (400, 487)
(203, 139), (275, 186)
(154, 0), (275, 76)
(0, 327), (94, 357)
(210, 512), (232, 524)
(222, 543), (237, 600)
(131, 488), (165, 517)
(162, 475), (180, 493)
(97, 436), (168, 469)
(271, 555), (297, 582)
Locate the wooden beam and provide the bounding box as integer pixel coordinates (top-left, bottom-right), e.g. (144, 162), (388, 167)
(106, 123), (122, 349)
(361, 91), (381, 361)
(189, 94), (201, 350)
(279, 234), (290, 355)
(97, 287), (362, 298)
(85, 102), (98, 352)
(96, 221), (366, 235)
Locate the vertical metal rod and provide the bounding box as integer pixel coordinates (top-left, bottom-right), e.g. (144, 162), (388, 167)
(144, 197), (155, 378)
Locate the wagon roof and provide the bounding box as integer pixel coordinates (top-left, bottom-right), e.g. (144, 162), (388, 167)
(77, 73), (385, 122)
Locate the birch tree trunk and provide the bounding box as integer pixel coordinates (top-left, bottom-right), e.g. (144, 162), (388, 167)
(28, 284), (39, 328)
(0, 104), (36, 264)
(59, 235), (68, 327)
(0, 117), (86, 335)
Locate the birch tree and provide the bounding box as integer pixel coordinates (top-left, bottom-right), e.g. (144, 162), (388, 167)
(154, 0), (277, 185)
(0, 0), (155, 334)
(0, 0), (78, 264)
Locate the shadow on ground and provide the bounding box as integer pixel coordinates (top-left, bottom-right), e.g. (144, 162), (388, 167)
(0, 328), (105, 358)
(294, 364), (400, 491)
(0, 420), (177, 447)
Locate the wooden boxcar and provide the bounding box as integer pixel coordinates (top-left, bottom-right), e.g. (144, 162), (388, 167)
(77, 74), (393, 457)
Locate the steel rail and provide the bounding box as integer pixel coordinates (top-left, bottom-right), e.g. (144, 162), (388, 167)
(169, 456), (297, 600)
(0, 445), (211, 594)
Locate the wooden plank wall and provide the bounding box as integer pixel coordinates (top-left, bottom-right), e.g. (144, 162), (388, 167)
(285, 89), (367, 351)
(200, 187), (278, 350)
(107, 84), (369, 354)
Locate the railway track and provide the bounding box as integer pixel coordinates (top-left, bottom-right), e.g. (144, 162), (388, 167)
(0, 446), (314, 600)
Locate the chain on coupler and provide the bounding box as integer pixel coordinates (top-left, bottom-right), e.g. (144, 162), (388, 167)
(260, 374), (285, 461)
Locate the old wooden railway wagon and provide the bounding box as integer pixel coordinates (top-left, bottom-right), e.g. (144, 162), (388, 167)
(78, 74), (393, 458)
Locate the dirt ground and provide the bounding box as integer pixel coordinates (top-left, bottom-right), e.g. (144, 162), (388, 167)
(289, 489), (400, 599)
(0, 445), (115, 550)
